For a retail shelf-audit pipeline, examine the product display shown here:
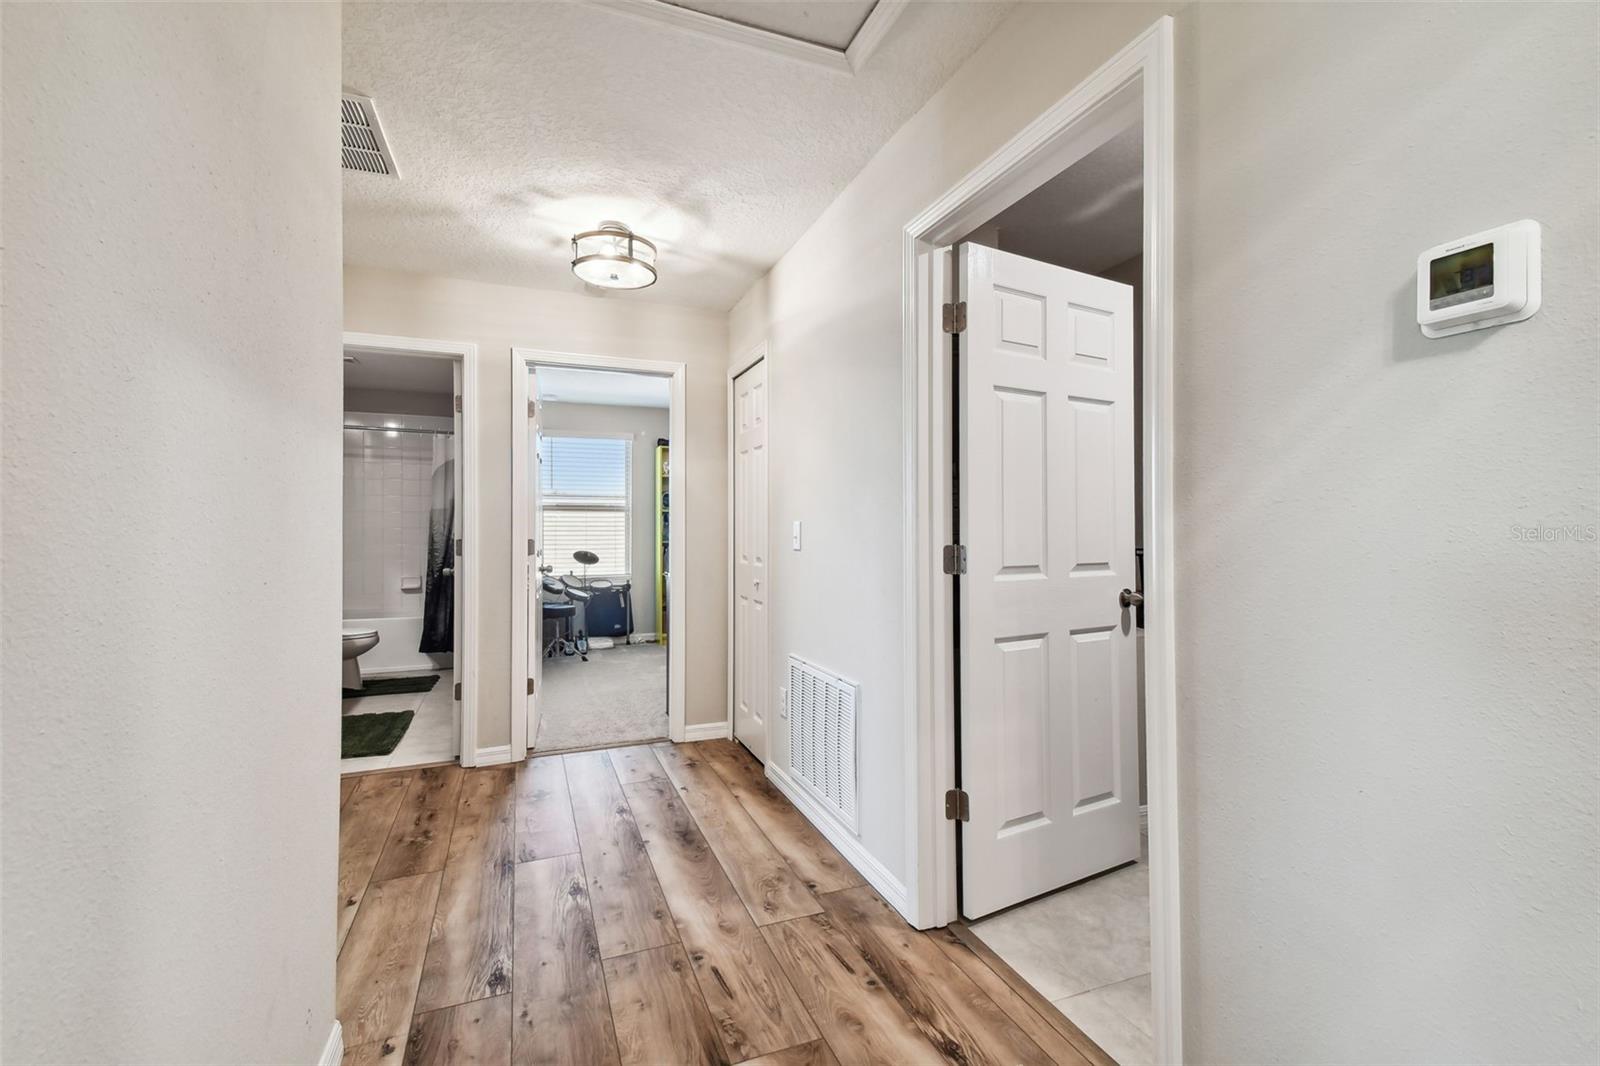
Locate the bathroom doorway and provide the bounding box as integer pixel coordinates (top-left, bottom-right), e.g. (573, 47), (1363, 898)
(509, 349), (688, 756)
(341, 332), (479, 773)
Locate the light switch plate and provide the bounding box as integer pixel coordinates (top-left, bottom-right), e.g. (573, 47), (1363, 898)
(792, 520), (802, 551)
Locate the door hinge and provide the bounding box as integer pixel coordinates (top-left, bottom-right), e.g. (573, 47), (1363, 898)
(944, 788), (970, 822)
(942, 544), (967, 575)
(942, 301), (967, 334)
(453, 681), (462, 700)
(526, 677), (535, 695)
(454, 394), (462, 413)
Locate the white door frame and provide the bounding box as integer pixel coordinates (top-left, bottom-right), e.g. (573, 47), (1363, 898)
(510, 347), (689, 755)
(900, 16), (1181, 1063)
(342, 330), (482, 766)
(726, 342), (769, 755)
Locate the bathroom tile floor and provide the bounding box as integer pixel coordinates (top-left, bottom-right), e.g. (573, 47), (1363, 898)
(969, 829), (1153, 1065)
(340, 668), (455, 774)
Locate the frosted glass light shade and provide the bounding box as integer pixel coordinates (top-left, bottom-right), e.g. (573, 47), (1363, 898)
(571, 222), (657, 289)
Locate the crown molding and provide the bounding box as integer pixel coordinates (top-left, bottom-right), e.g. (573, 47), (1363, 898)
(845, 0), (909, 71)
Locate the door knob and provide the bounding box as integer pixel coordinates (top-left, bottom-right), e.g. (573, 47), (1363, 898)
(1120, 588), (1143, 608)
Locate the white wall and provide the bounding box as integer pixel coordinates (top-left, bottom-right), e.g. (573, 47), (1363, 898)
(730, 2), (1598, 1060)
(344, 267), (729, 744)
(1, 4), (343, 1063)
(539, 401), (671, 634)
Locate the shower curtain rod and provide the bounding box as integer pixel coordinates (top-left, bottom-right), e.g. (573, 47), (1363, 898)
(343, 424), (455, 436)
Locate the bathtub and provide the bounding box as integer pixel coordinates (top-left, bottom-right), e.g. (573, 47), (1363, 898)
(343, 610), (453, 677)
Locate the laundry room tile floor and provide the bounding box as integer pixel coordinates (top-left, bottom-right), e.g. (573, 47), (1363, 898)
(969, 830), (1153, 1065)
(340, 668), (455, 774)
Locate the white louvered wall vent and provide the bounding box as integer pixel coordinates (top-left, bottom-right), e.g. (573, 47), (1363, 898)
(341, 94), (400, 178)
(786, 655), (859, 833)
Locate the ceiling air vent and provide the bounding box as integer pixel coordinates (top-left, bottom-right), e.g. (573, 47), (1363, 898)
(341, 94), (399, 178)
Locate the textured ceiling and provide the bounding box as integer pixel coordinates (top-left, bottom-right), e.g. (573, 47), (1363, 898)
(342, 1), (1012, 309)
(979, 119), (1144, 275)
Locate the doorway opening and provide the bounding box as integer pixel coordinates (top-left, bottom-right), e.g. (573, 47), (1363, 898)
(954, 113), (1151, 1064)
(903, 17), (1178, 1066)
(511, 349), (689, 756)
(340, 332), (479, 772)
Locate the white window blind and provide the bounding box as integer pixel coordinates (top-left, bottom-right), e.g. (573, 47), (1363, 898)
(540, 435), (630, 576)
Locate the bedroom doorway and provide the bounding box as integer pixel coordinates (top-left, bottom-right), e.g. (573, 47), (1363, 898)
(510, 349), (688, 756)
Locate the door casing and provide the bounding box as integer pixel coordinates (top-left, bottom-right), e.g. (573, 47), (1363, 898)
(510, 348), (689, 756)
(899, 16), (1181, 1063)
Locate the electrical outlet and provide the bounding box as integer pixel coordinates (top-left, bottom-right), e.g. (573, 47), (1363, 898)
(792, 520), (802, 551)
(778, 685), (788, 720)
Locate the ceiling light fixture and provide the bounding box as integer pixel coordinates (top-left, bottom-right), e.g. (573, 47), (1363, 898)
(571, 221), (657, 290)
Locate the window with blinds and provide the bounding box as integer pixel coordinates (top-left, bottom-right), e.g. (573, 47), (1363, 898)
(539, 434), (630, 576)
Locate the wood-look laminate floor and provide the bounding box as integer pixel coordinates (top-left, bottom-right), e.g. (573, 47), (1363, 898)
(337, 739), (1115, 1066)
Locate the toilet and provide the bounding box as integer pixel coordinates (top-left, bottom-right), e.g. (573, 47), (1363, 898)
(342, 627), (380, 690)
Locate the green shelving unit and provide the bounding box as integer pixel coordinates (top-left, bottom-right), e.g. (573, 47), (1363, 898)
(654, 443), (669, 646)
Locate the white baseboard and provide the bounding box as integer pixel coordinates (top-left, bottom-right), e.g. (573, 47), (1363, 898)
(318, 1021), (343, 1066)
(767, 763), (910, 917)
(473, 744), (514, 766)
(683, 720), (730, 742)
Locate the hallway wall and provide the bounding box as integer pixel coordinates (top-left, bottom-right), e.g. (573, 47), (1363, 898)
(1, 3), (344, 1062)
(729, 2), (1598, 1061)
(343, 267), (730, 751)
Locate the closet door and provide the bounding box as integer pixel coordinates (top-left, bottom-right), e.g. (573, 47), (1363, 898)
(732, 359), (769, 762)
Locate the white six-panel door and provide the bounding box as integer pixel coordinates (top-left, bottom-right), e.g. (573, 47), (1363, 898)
(525, 371), (544, 750)
(733, 360), (770, 762)
(957, 243), (1140, 919)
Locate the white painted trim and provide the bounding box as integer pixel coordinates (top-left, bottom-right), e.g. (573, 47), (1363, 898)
(512, 348), (689, 753)
(726, 343), (769, 759)
(474, 744), (514, 766)
(899, 16), (1181, 1064)
(317, 1021), (343, 1066)
(768, 763), (909, 914)
(343, 331), (481, 769)
(844, 0), (910, 72)
(596, 0), (851, 73)
(683, 720), (732, 743)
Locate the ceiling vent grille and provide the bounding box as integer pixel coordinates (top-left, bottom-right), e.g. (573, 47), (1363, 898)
(341, 94), (399, 178)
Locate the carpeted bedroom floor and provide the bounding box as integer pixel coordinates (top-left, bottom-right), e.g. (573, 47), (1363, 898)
(535, 641), (667, 751)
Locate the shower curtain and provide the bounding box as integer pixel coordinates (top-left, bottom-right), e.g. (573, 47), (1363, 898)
(420, 438), (455, 654)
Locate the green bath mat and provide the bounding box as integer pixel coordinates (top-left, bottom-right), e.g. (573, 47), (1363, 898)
(342, 673), (440, 699)
(342, 711), (415, 759)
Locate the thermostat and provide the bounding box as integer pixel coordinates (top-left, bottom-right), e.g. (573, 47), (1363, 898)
(1417, 220), (1541, 338)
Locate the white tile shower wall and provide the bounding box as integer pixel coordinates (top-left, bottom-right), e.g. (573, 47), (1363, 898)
(342, 412), (453, 616)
